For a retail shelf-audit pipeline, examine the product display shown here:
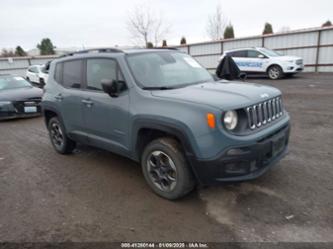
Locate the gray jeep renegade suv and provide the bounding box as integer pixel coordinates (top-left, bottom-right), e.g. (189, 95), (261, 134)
(42, 48), (290, 200)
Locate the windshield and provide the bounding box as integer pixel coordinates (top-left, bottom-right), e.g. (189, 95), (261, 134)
(258, 48), (282, 57)
(0, 76), (31, 90)
(126, 52), (213, 88)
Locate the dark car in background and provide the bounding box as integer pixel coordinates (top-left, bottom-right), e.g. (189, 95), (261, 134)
(0, 74), (43, 120)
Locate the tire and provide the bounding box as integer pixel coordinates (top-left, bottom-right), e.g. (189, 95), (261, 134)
(267, 65), (283, 80)
(47, 117), (76, 154)
(141, 137), (195, 200)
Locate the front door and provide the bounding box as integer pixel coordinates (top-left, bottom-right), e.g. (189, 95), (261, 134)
(242, 50), (268, 72)
(81, 58), (130, 156)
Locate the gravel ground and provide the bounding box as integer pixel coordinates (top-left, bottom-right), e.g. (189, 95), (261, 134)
(0, 73), (332, 243)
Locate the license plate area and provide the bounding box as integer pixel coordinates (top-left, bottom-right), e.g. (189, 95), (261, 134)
(272, 133), (286, 157)
(24, 106), (37, 113)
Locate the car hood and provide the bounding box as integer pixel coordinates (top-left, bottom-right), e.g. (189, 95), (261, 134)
(151, 81), (281, 110)
(0, 86), (43, 101)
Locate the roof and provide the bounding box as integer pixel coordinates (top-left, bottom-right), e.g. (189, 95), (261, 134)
(58, 47), (180, 58)
(224, 47), (262, 52)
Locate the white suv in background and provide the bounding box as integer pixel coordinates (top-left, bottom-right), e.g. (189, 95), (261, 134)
(221, 47), (304, 79)
(26, 64), (49, 86)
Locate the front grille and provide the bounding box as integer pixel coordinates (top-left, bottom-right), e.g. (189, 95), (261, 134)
(27, 97), (42, 102)
(245, 96), (284, 130)
(296, 59), (303, 65)
(13, 99), (41, 113)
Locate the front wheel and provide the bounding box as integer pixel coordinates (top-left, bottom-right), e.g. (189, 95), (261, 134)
(141, 138), (195, 200)
(267, 65), (283, 80)
(48, 117), (76, 154)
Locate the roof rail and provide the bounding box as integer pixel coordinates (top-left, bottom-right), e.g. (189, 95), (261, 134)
(59, 48), (123, 58)
(152, 47), (179, 50)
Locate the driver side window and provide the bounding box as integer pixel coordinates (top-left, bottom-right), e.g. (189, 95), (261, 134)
(86, 58), (124, 91)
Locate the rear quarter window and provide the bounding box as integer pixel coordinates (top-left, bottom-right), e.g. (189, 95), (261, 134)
(54, 63), (63, 84)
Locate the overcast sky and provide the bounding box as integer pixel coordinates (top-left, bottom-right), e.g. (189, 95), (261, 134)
(0, 0), (332, 50)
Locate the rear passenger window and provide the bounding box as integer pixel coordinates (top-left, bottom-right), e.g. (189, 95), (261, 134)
(228, 50), (247, 58)
(86, 59), (118, 91)
(63, 60), (83, 88)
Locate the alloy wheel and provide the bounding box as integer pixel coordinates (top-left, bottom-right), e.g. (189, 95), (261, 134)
(146, 150), (177, 192)
(50, 122), (64, 148)
(269, 67), (280, 79)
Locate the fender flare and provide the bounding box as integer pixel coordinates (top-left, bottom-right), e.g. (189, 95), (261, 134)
(131, 116), (198, 158)
(131, 116), (201, 180)
(41, 104), (64, 127)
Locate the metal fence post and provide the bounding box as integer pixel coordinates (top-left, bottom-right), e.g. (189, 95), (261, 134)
(221, 40), (223, 55)
(315, 30), (322, 72)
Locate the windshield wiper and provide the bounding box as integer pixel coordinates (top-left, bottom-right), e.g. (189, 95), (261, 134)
(142, 86), (174, 90)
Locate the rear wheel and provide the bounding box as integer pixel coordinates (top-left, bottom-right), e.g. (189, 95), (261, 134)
(141, 137), (195, 200)
(267, 65), (283, 80)
(48, 117), (76, 154)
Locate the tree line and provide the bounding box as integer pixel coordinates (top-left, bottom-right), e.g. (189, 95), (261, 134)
(0, 38), (55, 58)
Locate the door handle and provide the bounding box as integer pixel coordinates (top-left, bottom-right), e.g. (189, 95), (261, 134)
(81, 99), (94, 107)
(54, 94), (63, 101)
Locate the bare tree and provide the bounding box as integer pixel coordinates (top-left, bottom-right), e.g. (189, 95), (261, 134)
(206, 5), (228, 40)
(126, 4), (170, 47)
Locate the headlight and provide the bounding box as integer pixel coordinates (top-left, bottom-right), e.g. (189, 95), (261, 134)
(224, 110), (238, 130)
(287, 60), (294, 63)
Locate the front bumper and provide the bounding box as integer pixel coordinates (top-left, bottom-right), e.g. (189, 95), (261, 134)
(0, 112), (41, 120)
(0, 102), (42, 120)
(190, 124), (290, 185)
(283, 64), (304, 73)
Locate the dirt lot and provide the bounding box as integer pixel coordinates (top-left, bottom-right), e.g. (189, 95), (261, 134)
(0, 73), (332, 243)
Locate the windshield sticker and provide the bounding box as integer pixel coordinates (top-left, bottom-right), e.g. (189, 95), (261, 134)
(183, 57), (201, 68)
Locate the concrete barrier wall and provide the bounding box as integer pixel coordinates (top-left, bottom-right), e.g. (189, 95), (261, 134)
(0, 55), (57, 76)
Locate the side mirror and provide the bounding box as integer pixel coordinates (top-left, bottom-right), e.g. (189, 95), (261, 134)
(239, 72), (247, 81)
(101, 79), (126, 97)
(258, 54), (265, 59)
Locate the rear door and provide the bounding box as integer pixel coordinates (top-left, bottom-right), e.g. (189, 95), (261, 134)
(80, 57), (130, 156)
(54, 59), (87, 143)
(227, 50), (248, 71)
